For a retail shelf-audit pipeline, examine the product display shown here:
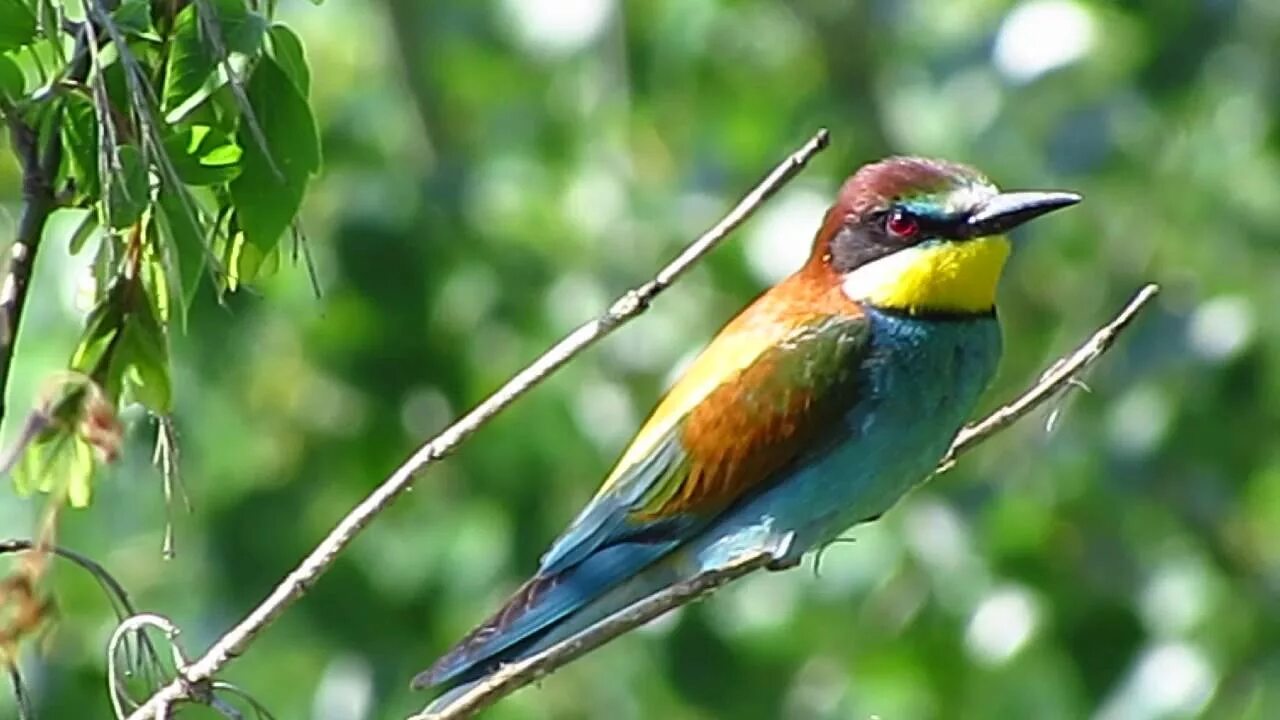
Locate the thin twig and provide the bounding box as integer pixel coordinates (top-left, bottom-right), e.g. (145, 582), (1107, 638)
(121, 129), (832, 720)
(211, 682), (277, 720)
(0, 540), (134, 619)
(7, 661), (33, 720)
(415, 283), (1162, 719)
(290, 221), (322, 300)
(107, 614), (200, 720)
(153, 416), (190, 560)
(208, 695), (245, 720)
(938, 283), (1160, 469)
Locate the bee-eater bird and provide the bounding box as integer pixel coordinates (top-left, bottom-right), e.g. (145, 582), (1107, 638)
(414, 156), (1080, 698)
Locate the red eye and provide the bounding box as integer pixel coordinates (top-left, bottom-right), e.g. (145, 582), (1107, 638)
(886, 209), (918, 238)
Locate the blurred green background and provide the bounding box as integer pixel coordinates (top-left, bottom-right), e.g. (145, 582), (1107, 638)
(3, 0), (1280, 717)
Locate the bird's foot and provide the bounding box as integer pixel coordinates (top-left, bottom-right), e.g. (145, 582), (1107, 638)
(764, 531), (801, 571)
(766, 555), (802, 571)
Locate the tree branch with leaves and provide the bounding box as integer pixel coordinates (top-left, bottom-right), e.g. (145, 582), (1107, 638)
(1, 0), (319, 716)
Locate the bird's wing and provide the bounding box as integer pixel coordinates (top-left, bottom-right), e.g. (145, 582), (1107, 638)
(540, 305), (869, 575)
(418, 297), (870, 690)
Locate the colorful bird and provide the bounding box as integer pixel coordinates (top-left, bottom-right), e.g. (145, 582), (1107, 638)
(414, 156), (1080, 699)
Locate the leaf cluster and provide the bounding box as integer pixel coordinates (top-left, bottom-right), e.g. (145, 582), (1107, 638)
(1, 0), (320, 506)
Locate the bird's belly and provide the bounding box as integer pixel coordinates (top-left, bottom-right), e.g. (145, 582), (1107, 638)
(691, 310), (1002, 569)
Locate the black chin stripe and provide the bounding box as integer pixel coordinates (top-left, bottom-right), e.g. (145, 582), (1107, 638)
(868, 305), (998, 322)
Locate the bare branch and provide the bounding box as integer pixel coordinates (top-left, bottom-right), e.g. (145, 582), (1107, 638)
(121, 129), (832, 719)
(938, 283), (1160, 469)
(415, 283), (1161, 719)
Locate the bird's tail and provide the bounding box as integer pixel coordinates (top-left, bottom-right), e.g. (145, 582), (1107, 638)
(413, 539), (682, 692)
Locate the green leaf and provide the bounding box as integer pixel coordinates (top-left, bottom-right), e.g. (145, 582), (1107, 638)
(68, 210), (100, 255)
(163, 124), (243, 185)
(209, 0), (268, 55)
(226, 230), (266, 287)
(100, 45), (135, 110)
(36, 0), (54, 46)
(268, 24), (309, 95)
(61, 95), (100, 198)
(0, 0), (37, 51)
(228, 57), (320, 260)
(71, 287), (125, 373)
(113, 0), (156, 38)
(0, 53), (23, 100)
(257, 242), (281, 279)
(92, 232), (118, 303)
(142, 232), (172, 324)
(121, 288), (172, 413)
(103, 144), (149, 229)
(11, 436), (40, 496)
(64, 438), (95, 508)
(12, 433), (96, 508)
(12, 431), (55, 497)
(156, 186), (207, 321)
(163, 0), (267, 115)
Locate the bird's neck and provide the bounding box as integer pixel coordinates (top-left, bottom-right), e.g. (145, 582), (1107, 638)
(838, 235), (1011, 316)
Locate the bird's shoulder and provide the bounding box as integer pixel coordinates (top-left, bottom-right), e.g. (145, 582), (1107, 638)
(603, 273), (868, 499)
(538, 274), (869, 573)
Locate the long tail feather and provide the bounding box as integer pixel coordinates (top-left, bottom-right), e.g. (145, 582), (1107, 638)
(414, 540), (679, 690)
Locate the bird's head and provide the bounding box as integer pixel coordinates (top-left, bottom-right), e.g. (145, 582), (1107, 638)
(806, 156), (1080, 315)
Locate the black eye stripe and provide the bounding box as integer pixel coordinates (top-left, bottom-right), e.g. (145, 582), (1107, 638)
(830, 225), (894, 272)
(830, 205), (976, 274)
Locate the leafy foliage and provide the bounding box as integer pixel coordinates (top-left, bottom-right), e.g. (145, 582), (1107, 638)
(0, 0), (318, 508)
(0, 0), (37, 52)
(228, 55), (321, 282)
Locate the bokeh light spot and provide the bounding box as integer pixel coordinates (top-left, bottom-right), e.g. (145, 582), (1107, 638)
(1187, 295), (1255, 363)
(501, 0), (615, 58)
(745, 187), (830, 284)
(993, 0), (1096, 83)
(965, 584), (1040, 666)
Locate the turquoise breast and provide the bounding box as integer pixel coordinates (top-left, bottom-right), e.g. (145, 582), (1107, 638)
(691, 307), (1003, 569)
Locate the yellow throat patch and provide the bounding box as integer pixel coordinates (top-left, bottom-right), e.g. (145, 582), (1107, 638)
(840, 235), (1011, 314)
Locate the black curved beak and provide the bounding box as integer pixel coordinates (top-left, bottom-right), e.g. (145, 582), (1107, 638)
(967, 191), (1081, 237)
